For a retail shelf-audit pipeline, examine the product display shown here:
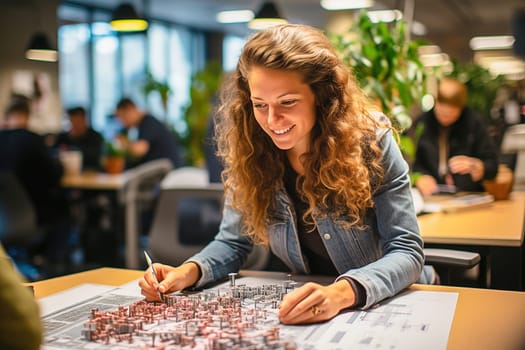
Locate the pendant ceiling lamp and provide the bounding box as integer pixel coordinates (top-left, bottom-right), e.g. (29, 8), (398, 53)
(25, 32), (58, 62)
(320, 0), (374, 10)
(248, 1), (288, 30)
(110, 2), (149, 32)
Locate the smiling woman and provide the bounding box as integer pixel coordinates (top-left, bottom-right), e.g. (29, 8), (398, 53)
(139, 23), (434, 326)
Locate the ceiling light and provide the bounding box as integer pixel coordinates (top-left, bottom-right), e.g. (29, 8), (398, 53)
(367, 10), (402, 23)
(217, 10), (254, 23)
(321, 0), (374, 10)
(25, 32), (58, 62)
(248, 2), (288, 30)
(469, 35), (515, 51)
(110, 3), (148, 32)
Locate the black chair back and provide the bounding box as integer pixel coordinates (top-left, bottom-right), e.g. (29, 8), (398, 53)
(0, 172), (38, 244)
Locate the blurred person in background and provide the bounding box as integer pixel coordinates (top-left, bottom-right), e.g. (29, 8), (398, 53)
(114, 97), (183, 168)
(0, 97), (71, 276)
(53, 106), (103, 171)
(413, 78), (499, 196)
(52, 106), (107, 268)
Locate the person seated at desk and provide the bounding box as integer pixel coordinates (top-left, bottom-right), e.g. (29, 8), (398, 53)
(140, 24), (433, 325)
(0, 243), (42, 349)
(53, 106), (103, 171)
(412, 78), (499, 196)
(114, 97), (183, 168)
(0, 99), (70, 275)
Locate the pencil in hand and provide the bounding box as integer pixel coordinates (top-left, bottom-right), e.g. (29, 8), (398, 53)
(143, 251), (164, 302)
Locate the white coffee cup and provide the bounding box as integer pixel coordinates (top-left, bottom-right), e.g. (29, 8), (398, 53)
(59, 150), (83, 176)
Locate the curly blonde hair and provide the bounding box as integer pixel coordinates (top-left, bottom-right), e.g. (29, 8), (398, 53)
(215, 24), (386, 245)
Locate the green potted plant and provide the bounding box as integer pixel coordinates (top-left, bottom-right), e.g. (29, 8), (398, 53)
(330, 11), (428, 183)
(330, 11), (427, 132)
(102, 140), (127, 174)
(179, 61), (223, 166)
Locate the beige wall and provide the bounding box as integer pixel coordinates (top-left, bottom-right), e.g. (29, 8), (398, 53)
(0, 0), (61, 134)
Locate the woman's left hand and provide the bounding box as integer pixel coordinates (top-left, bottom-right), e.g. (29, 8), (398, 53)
(278, 280), (356, 324)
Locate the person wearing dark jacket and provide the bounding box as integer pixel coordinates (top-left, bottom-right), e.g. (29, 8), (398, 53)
(413, 78), (499, 196)
(0, 99), (70, 271)
(53, 106), (103, 171)
(114, 98), (182, 168)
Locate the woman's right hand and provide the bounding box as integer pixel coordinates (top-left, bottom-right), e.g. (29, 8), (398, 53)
(138, 262), (201, 301)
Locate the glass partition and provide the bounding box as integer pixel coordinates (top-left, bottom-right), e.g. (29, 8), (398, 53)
(58, 3), (206, 134)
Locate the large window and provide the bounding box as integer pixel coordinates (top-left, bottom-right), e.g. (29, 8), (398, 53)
(58, 23), (90, 111)
(223, 34), (246, 72)
(147, 23), (169, 125)
(92, 34), (118, 134)
(58, 3), (206, 136)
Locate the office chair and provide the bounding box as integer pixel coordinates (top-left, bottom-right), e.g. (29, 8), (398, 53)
(412, 188), (482, 285)
(118, 158), (173, 269)
(148, 166), (270, 271)
(0, 172), (43, 280)
(424, 248), (481, 285)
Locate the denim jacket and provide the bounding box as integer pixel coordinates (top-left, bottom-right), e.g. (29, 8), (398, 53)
(189, 127), (426, 309)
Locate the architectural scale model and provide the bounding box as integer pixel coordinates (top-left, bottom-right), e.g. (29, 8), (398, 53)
(81, 273), (301, 349)
(41, 274), (458, 349)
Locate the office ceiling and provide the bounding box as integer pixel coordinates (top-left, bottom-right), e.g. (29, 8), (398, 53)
(65, 0), (524, 64)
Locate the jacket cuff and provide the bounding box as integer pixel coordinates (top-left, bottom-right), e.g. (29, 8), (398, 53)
(337, 276), (367, 308)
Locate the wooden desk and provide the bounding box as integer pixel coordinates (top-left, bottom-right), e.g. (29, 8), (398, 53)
(30, 268), (525, 350)
(418, 192), (525, 290)
(61, 171), (127, 190)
